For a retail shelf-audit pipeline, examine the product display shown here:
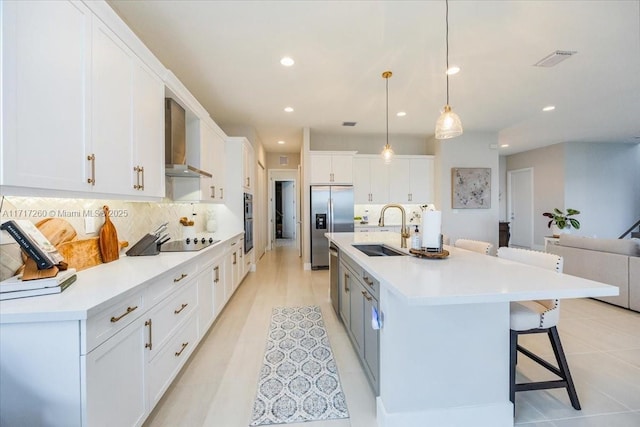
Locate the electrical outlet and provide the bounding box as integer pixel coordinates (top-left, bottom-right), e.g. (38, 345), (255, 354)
(85, 217), (96, 234)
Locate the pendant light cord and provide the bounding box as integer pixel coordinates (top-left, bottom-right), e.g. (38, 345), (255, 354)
(386, 75), (389, 146)
(445, 0), (450, 106)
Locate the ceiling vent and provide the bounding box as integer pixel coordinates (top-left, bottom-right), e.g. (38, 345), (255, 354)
(533, 50), (577, 67)
(342, 121), (357, 127)
(279, 156), (289, 165)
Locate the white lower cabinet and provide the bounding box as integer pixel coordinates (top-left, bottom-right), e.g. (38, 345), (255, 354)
(84, 315), (148, 427)
(0, 234), (246, 427)
(148, 313), (198, 408)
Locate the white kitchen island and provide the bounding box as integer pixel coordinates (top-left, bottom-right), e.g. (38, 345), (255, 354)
(326, 232), (618, 427)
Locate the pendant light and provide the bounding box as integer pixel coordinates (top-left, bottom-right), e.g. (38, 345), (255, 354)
(381, 71), (394, 163)
(435, 0), (463, 139)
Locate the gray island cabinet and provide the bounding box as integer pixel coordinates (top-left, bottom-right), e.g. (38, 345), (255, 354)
(326, 232), (618, 427)
(339, 251), (380, 394)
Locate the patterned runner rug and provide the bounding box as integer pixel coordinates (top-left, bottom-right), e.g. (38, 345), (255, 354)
(249, 305), (349, 425)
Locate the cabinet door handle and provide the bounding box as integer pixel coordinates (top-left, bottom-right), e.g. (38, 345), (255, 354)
(361, 290), (373, 302)
(173, 273), (188, 283)
(408, 193), (412, 202)
(344, 273), (350, 292)
(174, 303), (188, 314)
(87, 154), (96, 185)
(233, 253), (237, 265)
(214, 266), (220, 283)
(246, 177), (250, 187)
(211, 186), (215, 198)
(110, 305), (138, 323)
(145, 319), (153, 350)
(175, 342), (189, 357)
(133, 166), (144, 190)
(220, 188), (224, 199)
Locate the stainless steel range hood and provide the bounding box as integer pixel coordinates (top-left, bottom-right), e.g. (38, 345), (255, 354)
(165, 98), (212, 178)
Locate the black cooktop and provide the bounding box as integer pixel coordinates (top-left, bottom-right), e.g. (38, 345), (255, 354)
(160, 239), (219, 252)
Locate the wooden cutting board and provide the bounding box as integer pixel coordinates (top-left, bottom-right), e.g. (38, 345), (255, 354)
(58, 237), (128, 271)
(99, 205), (119, 263)
(35, 218), (77, 246)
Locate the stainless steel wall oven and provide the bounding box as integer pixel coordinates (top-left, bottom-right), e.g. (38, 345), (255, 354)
(244, 193), (253, 253)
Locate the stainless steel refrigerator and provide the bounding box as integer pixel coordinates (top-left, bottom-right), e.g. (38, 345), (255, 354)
(310, 185), (354, 269)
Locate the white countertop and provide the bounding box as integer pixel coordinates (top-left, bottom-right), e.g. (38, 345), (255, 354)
(326, 232), (618, 306)
(0, 231), (243, 323)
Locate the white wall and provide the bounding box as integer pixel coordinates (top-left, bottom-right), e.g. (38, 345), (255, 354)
(564, 142), (640, 238)
(506, 141), (640, 246)
(506, 144), (565, 248)
(428, 132), (500, 249)
(266, 152), (300, 170)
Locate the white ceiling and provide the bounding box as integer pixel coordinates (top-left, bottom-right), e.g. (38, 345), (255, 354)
(108, 0), (640, 155)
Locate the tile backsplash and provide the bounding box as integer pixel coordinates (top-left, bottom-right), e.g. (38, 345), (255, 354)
(0, 196), (227, 280)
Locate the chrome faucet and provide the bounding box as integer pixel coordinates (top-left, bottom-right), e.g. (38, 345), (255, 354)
(378, 204), (410, 248)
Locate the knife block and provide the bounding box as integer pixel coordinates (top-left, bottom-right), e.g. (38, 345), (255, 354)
(126, 234), (160, 256)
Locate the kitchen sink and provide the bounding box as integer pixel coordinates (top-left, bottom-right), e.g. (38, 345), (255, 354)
(352, 244), (406, 257)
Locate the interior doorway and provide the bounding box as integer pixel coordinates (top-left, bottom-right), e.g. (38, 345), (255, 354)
(275, 181), (295, 240)
(268, 169), (299, 252)
(507, 167), (534, 248)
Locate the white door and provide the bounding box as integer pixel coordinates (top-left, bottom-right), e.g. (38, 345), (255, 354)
(282, 181), (295, 239)
(508, 168), (534, 248)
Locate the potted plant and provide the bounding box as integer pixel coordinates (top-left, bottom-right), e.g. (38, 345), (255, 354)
(543, 208), (581, 237)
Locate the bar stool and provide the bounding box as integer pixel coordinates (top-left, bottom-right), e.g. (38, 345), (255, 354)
(454, 238), (493, 255)
(496, 247), (581, 411)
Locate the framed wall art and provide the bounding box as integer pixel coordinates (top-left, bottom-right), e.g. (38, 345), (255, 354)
(451, 167), (491, 209)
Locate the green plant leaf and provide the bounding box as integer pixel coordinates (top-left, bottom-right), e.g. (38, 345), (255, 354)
(569, 218), (580, 229)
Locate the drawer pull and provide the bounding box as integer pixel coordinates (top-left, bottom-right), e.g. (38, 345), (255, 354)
(145, 319), (153, 350)
(214, 266), (220, 283)
(361, 290), (373, 302)
(173, 273), (188, 283)
(174, 303), (188, 315)
(110, 305), (138, 323)
(175, 342), (189, 357)
(363, 276), (375, 287)
(344, 273), (350, 292)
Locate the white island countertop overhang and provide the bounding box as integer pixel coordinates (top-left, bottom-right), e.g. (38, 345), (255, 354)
(326, 232), (618, 306)
(326, 232), (619, 427)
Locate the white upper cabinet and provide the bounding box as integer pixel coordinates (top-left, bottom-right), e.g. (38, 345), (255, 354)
(309, 152), (354, 184)
(1, 0), (166, 199)
(171, 118), (226, 203)
(90, 18), (135, 195)
(91, 17), (165, 198)
(199, 121), (226, 202)
(242, 141), (254, 192)
(388, 156), (435, 204)
(132, 62), (165, 198)
(353, 156), (389, 203)
(1, 0), (91, 193)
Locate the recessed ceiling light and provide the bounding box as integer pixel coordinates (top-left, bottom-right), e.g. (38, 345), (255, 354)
(446, 66), (460, 75)
(284, 107), (294, 113)
(501, 144), (510, 148)
(396, 111), (407, 117)
(542, 105), (556, 112)
(280, 57), (294, 67)
(277, 140), (285, 145)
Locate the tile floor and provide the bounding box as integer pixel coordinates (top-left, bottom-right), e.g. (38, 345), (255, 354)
(143, 244), (640, 427)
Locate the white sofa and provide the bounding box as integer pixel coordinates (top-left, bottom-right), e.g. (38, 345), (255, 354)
(548, 235), (640, 311)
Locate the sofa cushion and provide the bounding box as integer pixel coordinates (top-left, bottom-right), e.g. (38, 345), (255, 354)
(557, 235), (640, 257)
